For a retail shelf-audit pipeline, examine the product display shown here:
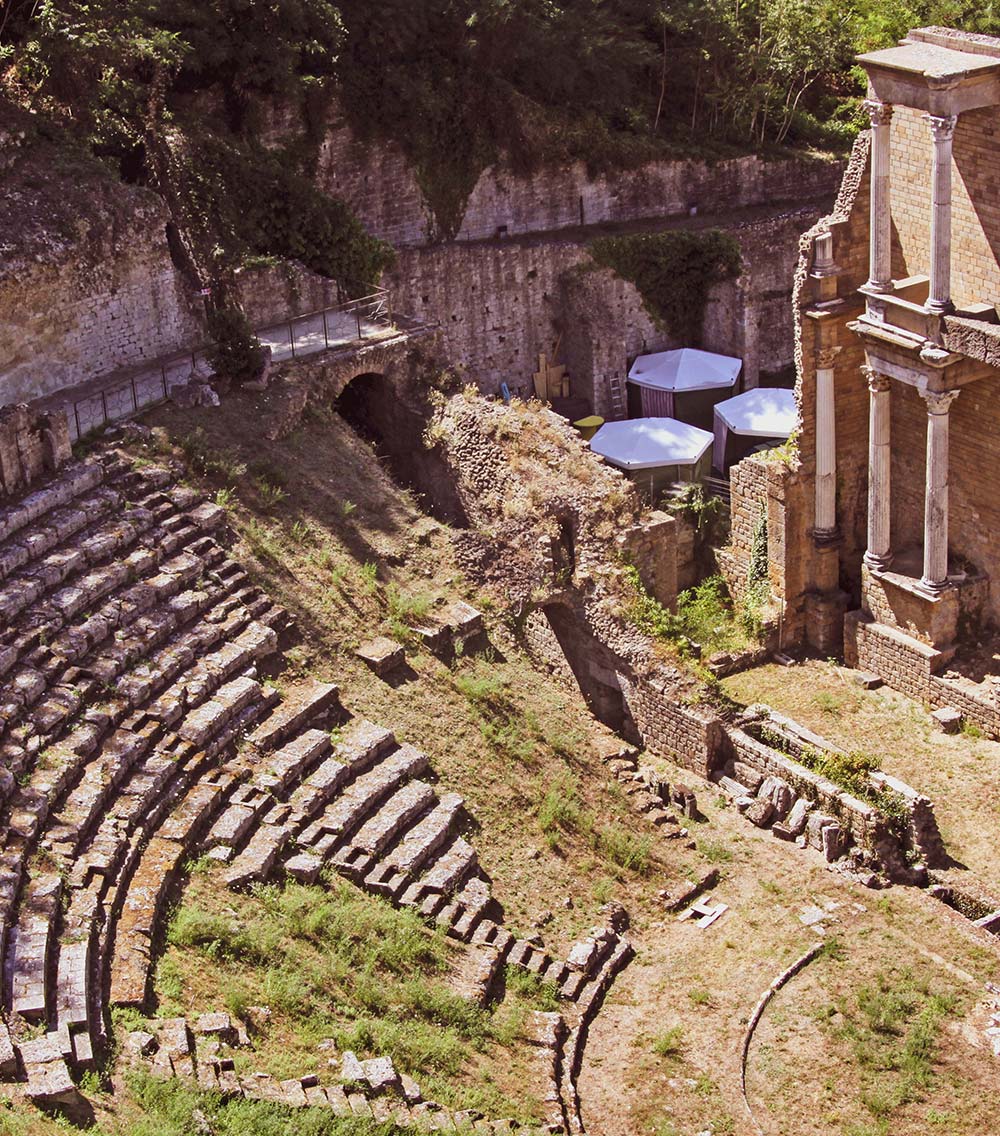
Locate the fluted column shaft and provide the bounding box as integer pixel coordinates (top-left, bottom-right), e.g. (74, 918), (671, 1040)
(814, 346), (841, 537)
(926, 114), (958, 314)
(865, 100), (894, 294)
(864, 368), (892, 570)
(921, 389), (960, 590)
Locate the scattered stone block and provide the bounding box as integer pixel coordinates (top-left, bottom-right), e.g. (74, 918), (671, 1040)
(744, 797), (774, 828)
(718, 775), (750, 799)
(731, 761), (764, 794)
(362, 1055), (400, 1094)
(340, 1050), (366, 1085)
(853, 671), (883, 690)
(821, 822), (845, 862)
(757, 776), (794, 821)
(355, 637), (405, 677)
(784, 796), (813, 836)
(124, 1031), (158, 1058)
(670, 783), (698, 819)
(930, 706), (962, 734)
(805, 812), (839, 852)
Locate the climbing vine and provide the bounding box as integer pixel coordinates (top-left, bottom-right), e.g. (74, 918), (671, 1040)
(589, 230), (742, 343)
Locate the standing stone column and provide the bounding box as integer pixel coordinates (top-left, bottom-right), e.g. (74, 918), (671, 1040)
(864, 99), (894, 294)
(863, 367), (892, 571)
(926, 114), (958, 314)
(814, 345), (841, 539)
(920, 388), (960, 590)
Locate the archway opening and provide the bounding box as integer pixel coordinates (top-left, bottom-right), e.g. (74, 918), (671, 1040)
(335, 372), (469, 527)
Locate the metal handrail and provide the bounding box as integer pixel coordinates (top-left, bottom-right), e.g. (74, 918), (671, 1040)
(53, 284), (416, 440)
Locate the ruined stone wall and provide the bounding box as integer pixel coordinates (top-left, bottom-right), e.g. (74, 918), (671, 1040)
(618, 511), (678, 611)
(0, 405), (71, 498)
(235, 261), (340, 329)
(618, 673), (724, 776)
(388, 208), (821, 406)
(316, 110), (843, 247)
(0, 159), (204, 407)
(724, 727), (884, 846)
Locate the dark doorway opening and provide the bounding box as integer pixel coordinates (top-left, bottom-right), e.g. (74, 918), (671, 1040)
(335, 373), (469, 528)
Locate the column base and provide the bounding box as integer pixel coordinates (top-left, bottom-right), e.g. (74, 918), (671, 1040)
(916, 576), (950, 598)
(924, 299), (954, 316)
(863, 551), (893, 573)
(811, 526), (841, 548)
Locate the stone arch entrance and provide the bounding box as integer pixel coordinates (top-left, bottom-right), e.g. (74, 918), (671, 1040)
(334, 371), (468, 527)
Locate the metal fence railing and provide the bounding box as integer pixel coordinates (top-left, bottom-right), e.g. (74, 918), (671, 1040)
(58, 287), (407, 441)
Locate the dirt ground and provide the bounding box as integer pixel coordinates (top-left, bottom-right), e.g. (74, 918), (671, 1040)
(576, 757), (1000, 1136)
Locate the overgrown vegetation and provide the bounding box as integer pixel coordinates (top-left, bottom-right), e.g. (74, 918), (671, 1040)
(537, 773), (652, 873)
(6, 0), (1000, 248)
(589, 230), (742, 343)
(158, 872), (538, 1116)
(822, 968), (959, 1126)
(753, 725), (908, 826)
(624, 567), (761, 657)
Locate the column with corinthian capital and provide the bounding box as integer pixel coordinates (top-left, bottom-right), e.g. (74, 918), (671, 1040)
(920, 388), (960, 591)
(863, 367), (892, 571)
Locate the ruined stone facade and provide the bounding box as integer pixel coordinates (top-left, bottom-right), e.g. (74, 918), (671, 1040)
(759, 26), (1000, 734)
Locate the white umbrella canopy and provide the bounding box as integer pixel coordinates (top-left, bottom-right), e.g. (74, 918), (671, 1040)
(590, 417), (713, 470)
(627, 348), (742, 393)
(714, 387), (797, 438)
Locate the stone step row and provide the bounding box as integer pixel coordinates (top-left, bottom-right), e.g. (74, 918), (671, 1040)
(124, 1016), (557, 1135)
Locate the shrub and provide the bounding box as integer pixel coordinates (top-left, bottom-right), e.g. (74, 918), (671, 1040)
(590, 230), (742, 342)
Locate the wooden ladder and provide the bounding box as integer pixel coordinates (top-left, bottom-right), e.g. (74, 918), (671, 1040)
(608, 373), (627, 420)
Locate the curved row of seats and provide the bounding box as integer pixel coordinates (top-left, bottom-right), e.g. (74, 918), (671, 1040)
(0, 451), (634, 1126)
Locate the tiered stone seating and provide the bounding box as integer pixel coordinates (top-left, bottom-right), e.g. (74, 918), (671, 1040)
(0, 451), (636, 1125)
(126, 1015), (554, 1135)
(0, 452), (306, 1097)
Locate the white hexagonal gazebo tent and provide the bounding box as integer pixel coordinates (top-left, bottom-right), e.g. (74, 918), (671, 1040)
(589, 417), (713, 498)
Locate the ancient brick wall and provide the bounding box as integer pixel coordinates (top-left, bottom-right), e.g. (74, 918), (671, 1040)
(889, 104), (1000, 307)
(617, 673), (724, 777)
(0, 193), (204, 408)
(389, 209), (820, 405)
(315, 108), (843, 247)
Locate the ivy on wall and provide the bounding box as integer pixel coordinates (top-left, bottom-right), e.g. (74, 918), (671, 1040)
(589, 230), (742, 344)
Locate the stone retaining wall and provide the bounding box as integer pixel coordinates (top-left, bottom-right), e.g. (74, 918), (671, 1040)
(315, 107), (843, 247)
